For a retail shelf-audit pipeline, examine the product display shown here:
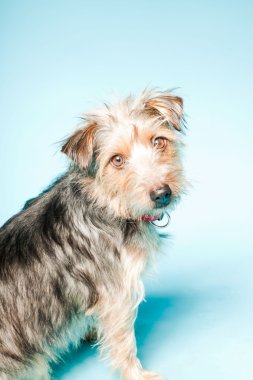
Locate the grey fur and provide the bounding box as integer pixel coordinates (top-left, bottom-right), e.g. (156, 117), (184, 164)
(0, 166), (155, 379)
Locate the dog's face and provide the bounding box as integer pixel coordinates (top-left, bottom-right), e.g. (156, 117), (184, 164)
(62, 89), (186, 219)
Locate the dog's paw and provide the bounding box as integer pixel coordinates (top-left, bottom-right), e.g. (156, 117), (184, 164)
(141, 370), (165, 380)
(121, 363), (165, 380)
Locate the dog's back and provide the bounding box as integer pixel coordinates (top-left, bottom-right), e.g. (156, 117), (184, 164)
(0, 170), (101, 378)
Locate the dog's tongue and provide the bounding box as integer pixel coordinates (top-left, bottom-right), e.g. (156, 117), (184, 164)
(141, 214), (162, 222)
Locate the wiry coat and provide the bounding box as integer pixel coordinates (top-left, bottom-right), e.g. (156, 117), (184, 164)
(0, 88), (185, 380)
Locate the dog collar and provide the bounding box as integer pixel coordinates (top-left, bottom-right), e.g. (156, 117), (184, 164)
(141, 212), (170, 228)
(142, 214), (162, 222)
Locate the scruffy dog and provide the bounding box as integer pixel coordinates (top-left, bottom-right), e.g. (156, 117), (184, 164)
(0, 88), (186, 380)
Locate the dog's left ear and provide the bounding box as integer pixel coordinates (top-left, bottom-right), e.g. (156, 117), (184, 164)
(144, 91), (184, 132)
(61, 122), (97, 169)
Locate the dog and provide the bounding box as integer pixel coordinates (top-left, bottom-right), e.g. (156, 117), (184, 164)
(0, 88), (186, 379)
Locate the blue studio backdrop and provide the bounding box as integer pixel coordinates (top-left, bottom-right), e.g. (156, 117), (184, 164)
(1, 1), (253, 380)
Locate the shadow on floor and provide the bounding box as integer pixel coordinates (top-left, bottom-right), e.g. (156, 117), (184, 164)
(52, 290), (204, 378)
(135, 291), (203, 363)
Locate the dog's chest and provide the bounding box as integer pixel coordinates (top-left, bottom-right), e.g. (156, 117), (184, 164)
(119, 223), (160, 292)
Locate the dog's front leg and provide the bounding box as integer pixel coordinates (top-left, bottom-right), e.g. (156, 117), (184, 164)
(97, 296), (164, 380)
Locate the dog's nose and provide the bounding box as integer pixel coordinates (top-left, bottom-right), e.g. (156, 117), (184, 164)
(150, 185), (172, 208)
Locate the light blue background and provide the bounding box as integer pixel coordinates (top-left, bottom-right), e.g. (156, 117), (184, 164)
(1, 1), (253, 379)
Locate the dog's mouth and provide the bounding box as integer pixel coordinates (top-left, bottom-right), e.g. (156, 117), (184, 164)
(129, 192), (179, 222)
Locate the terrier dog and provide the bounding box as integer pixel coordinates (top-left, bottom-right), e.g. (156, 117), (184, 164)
(0, 88), (186, 380)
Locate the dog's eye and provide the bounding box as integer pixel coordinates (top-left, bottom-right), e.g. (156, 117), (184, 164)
(110, 155), (125, 168)
(153, 137), (167, 150)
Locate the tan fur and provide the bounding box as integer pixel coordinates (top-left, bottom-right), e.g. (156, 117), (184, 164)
(91, 124), (184, 218)
(61, 122), (97, 169)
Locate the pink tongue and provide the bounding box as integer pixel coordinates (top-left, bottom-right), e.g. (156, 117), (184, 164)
(142, 214), (162, 222)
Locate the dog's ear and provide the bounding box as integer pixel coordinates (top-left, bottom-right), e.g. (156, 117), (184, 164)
(61, 122), (97, 169)
(144, 91), (184, 132)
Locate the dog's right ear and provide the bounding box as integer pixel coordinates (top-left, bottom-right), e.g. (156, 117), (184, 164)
(61, 122), (97, 169)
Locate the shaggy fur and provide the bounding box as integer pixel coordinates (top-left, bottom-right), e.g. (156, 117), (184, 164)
(0, 88), (186, 380)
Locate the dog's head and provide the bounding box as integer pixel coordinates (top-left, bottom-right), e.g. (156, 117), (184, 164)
(62, 88), (186, 219)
